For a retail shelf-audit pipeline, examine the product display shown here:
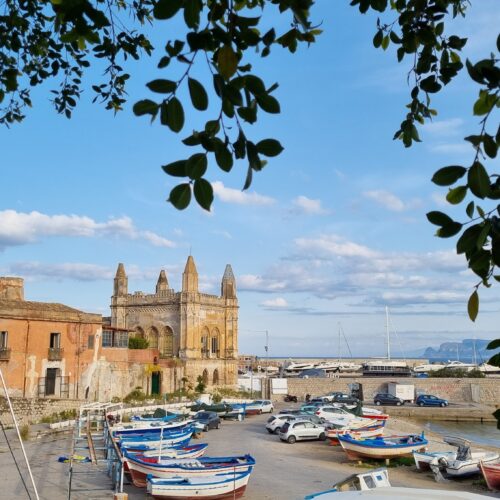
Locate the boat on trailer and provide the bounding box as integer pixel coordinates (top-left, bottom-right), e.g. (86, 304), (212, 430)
(146, 470), (253, 499)
(123, 452), (256, 488)
(480, 460), (500, 491)
(338, 433), (427, 461)
(426, 436), (499, 480)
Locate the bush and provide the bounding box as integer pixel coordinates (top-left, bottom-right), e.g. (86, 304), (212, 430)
(212, 392), (222, 403)
(123, 387), (147, 403)
(20, 424), (30, 441)
(128, 336), (149, 349)
(195, 375), (206, 394)
(429, 368), (485, 378)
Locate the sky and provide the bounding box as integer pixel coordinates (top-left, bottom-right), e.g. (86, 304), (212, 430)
(1, 2), (499, 359)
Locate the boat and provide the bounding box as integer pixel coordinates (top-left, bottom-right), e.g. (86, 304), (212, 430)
(146, 470), (252, 499)
(443, 360), (478, 371)
(284, 361), (317, 374)
(303, 487), (488, 499)
(344, 401), (388, 421)
(123, 452), (256, 488)
(305, 468), (391, 498)
(326, 423), (385, 446)
(477, 362), (500, 374)
(480, 461), (500, 491)
(119, 428), (194, 451)
(141, 443), (208, 458)
(413, 450), (457, 471)
(412, 362), (445, 373)
(338, 433), (427, 461)
(429, 436), (499, 479)
(112, 419), (193, 437)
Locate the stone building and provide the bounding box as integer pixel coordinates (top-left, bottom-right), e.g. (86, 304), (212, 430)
(0, 277), (103, 399)
(110, 256), (239, 393)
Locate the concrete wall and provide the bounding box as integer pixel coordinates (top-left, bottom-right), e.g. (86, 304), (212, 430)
(0, 397), (82, 426)
(283, 377), (500, 406)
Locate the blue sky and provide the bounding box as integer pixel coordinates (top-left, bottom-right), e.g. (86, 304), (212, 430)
(1, 2), (499, 358)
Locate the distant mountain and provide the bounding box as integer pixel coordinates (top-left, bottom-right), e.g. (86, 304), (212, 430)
(422, 339), (499, 363)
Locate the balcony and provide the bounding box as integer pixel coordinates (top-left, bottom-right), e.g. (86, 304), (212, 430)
(0, 347), (11, 361)
(48, 347), (64, 361)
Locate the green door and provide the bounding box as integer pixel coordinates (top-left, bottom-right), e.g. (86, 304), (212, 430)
(151, 372), (161, 395)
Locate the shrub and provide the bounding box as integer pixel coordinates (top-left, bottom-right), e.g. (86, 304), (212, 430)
(123, 387), (147, 403)
(128, 336), (149, 349)
(195, 375), (206, 394)
(20, 424), (30, 441)
(212, 392), (222, 403)
(429, 368), (485, 378)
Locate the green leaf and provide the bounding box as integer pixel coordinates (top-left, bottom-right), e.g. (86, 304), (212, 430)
(162, 160), (187, 177)
(466, 201), (475, 218)
(446, 186), (467, 205)
(214, 145), (234, 172)
(467, 290), (479, 322)
(166, 97), (184, 133)
(245, 75), (266, 95)
(381, 35), (390, 50)
(488, 354), (500, 371)
(468, 162), (490, 199)
(133, 99), (158, 117)
(188, 78), (208, 111)
(256, 139), (284, 157)
(154, 0), (182, 20)
(456, 224), (482, 254)
(483, 134), (497, 159)
(431, 166), (466, 186)
(186, 153), (207, 179)
(169, 183), (191, 209)
(436, 222), (462, 238)
(193, 178), (214, 211)
(184, 0), (202, 29)
(426, 211), (454, 227)
(217, 45), (238, 80)
(420, 76), (442, 93)
(256, 94), (280, 113)
(146, 79), (177, 94)
(373, 30), (383, 48)
(473, 90), (497, 116)
(476, 222), (491, 249)
(487, 339), (500, 350)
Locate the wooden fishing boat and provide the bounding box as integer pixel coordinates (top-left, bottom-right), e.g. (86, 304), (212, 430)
(338, 433), (427, 461)
(119, 428), (194, 451)
(123, 444), (208, 474)
(112, 419), (192, 437)
(305, 468), (390, 498)
(326, 424), (385, 446)
(123, 452), (256, 488)
(480, 461), (500, 491)
(146, 470), (252, 499)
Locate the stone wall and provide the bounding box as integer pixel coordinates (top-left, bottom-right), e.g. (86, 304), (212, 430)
(283, 377), (500, 406)
(0, 397), (82, 426)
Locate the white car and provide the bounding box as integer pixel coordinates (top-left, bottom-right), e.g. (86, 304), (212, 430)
(266, 414), (296, 434)
(252, 399), (274, 413)
(278, 419), (327, 444)
(314, 405), (356, 422)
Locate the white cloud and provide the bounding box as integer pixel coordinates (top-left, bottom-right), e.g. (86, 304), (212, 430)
(362, 190), (422, 212)
(431, 192), (448, 207)
(429, 143), (471, 155)
(292, 196), (328, 215)
(211, 230), (232, 240)
(295, 234), (378, 259)
(212, 181), (275, 206)
(0, 210), (176, 249)
(422, 118), (463, 137)
(260, 297), (289, 309)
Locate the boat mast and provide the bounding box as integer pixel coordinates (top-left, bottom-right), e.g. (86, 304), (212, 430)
(338, 322), (341, 361)
(386, 306), (391, 360)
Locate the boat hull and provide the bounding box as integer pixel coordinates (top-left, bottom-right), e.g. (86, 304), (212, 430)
(146, 473), (251, 499)
(445, 454), (499, 477)
(125, 454), (255, 488)
(326, 425), (384, 446)
(480, 462), (500, 491)
(413, 451), (456, 471)
(339, 435), (427, 461)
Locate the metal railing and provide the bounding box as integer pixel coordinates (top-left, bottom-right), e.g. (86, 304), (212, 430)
(0, 347), (11, 360)
(48, 347), (64, 360)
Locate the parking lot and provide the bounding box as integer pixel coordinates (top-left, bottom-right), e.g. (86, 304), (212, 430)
(0, 403), (496, 499)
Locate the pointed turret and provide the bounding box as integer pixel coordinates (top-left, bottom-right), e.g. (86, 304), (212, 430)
(182, 256), (198, 292)
(114, 263), (128, 296)
(156, 269), (169, 293)
(221, 264), (236, 298)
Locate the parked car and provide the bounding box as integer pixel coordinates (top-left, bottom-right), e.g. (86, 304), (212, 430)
(279, 408), (304, 415)
(374, 393), (404, 406)
(331, 393), (360, 405)
(416, 394), (449, 407)
(193, 411), (221, 431)
(266, 414), (296, 434)
(278, 419), (327, 444)
(323, 391), (346, 402)
(251, 400), (274, 413)
(314, 405), (354, 421)
(300, 404), (323, 414)
(309, 396), (330, 404)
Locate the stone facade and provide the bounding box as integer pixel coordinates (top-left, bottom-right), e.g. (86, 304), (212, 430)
(109, 256), (239, 394)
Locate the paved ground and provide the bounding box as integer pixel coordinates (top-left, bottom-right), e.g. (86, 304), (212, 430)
(0, 404), (498, 499)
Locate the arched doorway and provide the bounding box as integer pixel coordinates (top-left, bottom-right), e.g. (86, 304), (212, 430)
(213, 369), (219, 386)
(202, 369), (208, 385)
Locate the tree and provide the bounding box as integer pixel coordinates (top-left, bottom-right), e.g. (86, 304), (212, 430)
(1, 1), (498, 369)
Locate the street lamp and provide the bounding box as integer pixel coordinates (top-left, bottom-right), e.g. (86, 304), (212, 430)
(241, 329), (269, 397)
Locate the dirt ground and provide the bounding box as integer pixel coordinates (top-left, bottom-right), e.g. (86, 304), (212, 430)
(0, 403), (499, 499)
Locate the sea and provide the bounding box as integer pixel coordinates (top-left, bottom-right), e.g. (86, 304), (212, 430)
(415, 420), (500, 448)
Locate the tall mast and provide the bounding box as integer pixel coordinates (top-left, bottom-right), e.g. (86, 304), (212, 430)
(338, 323), (341, 361)
(386, 306), (391, 360)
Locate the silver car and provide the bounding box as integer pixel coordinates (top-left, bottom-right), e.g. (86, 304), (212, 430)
(278, 419), (326, 444)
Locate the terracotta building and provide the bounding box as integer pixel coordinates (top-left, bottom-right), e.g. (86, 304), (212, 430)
(0, 277), (103, 398)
